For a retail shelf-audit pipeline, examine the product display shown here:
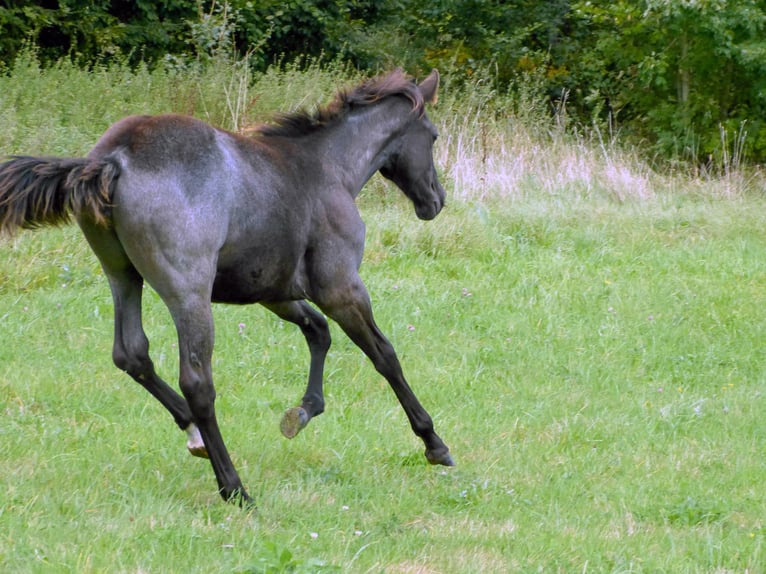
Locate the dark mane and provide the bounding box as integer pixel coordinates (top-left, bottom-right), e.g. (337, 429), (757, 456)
(258, 69), (424, 138)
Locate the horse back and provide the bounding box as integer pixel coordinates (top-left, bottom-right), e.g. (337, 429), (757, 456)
(85, 114), (323, 303)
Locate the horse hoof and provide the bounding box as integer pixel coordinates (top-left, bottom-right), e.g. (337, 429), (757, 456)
(280, 407), (309, 439)
(224, 488), (256, 510)
(426, 448), (455, 467)
(185, 424), (209, 459)
(188, 443), (210, 459)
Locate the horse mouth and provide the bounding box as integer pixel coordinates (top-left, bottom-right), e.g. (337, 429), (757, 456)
(414, 181), (445, 220)
(415, 198), (444, 220)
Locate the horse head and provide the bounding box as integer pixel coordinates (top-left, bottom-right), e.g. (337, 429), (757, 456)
(378, 70), (446, 221)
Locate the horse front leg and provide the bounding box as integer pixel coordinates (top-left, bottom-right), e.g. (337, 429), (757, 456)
(170, 294), (252, 505)
(261, 301), (332, 438)
(318, 280), (454, 467)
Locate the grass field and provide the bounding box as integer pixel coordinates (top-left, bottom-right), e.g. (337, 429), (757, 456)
(2, 55), (766, 573)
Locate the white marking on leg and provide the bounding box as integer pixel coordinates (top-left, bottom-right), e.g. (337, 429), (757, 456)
(185, 423), (209, 458)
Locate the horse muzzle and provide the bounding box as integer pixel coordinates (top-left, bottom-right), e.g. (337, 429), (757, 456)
(414, 181), (446, 220)
(415, 201), (442, 220)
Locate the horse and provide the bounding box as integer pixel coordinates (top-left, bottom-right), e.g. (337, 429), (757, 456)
(0, 69), (453, 505)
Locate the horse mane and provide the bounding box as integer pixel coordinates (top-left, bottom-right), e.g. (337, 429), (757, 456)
(257, 69), (424, 138)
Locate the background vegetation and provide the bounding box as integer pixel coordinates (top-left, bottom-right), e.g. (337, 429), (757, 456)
(2, 0), (766, 165)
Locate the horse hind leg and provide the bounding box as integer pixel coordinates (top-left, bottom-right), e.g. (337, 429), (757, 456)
(262, 301), (332, 439)
(80, 221), (204, 457)
(106, 267), (211, 454)
(167, 292), (251, 504)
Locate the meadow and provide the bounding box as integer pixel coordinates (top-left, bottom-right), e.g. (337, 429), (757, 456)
(1, 54), (766, 573)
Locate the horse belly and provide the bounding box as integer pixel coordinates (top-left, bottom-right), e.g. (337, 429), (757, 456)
(211, 260), (306, 304)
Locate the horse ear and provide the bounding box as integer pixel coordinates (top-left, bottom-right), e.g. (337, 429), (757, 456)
(418, 69), (440, 104)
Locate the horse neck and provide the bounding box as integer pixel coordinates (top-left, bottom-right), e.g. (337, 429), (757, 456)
(319, 100), (408, 196)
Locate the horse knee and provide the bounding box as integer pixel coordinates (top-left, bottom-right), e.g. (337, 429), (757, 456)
(304, 313), (331, 353)
(312, 322), (332, 354)
(179, 373), (216, 419)
(112, 344), (152, 378)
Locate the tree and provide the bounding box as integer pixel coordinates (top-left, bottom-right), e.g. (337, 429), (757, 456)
(0, 0), (198, 65)
(571, 0), (766, 162)
(3, 0), (766, 163)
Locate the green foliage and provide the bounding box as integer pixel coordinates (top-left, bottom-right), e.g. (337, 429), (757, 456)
(3, 1), (766, 164)
(571, 0), (766, 164)
(239, 541), (341, 573)
(0, 0), (197, 65)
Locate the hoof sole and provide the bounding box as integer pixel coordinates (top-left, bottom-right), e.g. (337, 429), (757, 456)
(280, 407), (309, 439)
(188, 445), (210, 459)
(185, 424), (209, 459)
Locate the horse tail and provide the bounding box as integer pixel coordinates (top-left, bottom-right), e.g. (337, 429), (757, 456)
(0, 155), (120, 236)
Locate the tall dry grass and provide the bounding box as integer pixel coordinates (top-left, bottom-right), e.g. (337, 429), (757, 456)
(430, 73), (764, 204)
(1, 50), (762, 205)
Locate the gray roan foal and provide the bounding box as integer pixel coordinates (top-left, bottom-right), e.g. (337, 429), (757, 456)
(0, 69), (453, 505)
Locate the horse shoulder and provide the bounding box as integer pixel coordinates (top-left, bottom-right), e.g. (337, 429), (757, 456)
(303, 188), (366, 283)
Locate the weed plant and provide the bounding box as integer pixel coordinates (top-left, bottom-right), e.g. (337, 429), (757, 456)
(1, 53), (765, 573)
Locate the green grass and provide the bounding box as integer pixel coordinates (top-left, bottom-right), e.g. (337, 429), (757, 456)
(3, 195), (766, 573)
(2, 55), (766, 572)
